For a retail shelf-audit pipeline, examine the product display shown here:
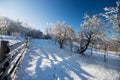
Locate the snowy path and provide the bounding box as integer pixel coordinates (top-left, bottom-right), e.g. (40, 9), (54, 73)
(16, 39), (120, 80)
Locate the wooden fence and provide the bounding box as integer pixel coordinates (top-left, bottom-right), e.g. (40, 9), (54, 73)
(0, 38), (30, 80)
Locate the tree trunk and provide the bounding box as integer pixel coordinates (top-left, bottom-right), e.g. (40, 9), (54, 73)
(7, 31), (10, 35)
(104, 53), (107, 62)
(104, 45), (107, 62)
(70, 41), (73, 51)
(59, 40), (64, 48)
(60, 43), (63, 48)
(70, 45), (72, 51)
(91, 47), (93, 56)
(80, 38), (91, 55)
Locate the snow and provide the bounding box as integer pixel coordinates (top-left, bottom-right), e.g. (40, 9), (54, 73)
(15, 39), (120, 80)
(0, 35), (23, 45)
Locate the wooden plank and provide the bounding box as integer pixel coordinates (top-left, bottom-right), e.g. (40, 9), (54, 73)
(0, 42), (27, 80)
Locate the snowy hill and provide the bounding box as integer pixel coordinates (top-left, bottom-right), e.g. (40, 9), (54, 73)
(15, 39), (120, 80)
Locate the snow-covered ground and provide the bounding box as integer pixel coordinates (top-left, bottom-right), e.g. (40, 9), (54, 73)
(0, 35), (24, 45)
(16, 39), (120, 80)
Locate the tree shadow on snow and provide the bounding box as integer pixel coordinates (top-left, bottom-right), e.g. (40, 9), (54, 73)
(33, 46), (95, 80)
(17, 40), (95, 80)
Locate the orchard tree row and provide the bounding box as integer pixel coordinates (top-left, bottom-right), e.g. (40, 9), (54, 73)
(46, 0), (120, 55)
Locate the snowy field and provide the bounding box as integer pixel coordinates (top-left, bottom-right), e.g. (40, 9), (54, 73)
(1, 35), (24, 45)
(15, 39), (120, 80)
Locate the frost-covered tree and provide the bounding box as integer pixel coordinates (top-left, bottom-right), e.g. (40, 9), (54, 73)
(45, 23), (52, 39)
(78, 14), (104, 55)
(0, 17), (11, 35)
(52, 21), (67, 48)
(0, 17), (25, 35)
(0, 16), (43, 38)
(102, 0), (120, 42)
(65, 26), (75, 51)
(51, 21), (75, 48)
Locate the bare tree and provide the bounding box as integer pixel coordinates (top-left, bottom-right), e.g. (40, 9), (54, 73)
(78, 14), (104, 55)
(51, 21), (75, 49)
(65, 26), (75, 51)
(45, 23), (52, 39)
(103, 41), (109, 62)
(102, 0), (120, 42)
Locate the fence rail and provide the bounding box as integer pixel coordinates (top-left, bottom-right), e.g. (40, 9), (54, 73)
(0, 38), (29, 80)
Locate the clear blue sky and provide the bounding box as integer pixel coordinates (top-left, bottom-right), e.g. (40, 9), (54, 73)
(0, 0), (116, 33)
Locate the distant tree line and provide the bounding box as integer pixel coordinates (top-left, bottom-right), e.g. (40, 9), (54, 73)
(0, 16), (43, 39)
